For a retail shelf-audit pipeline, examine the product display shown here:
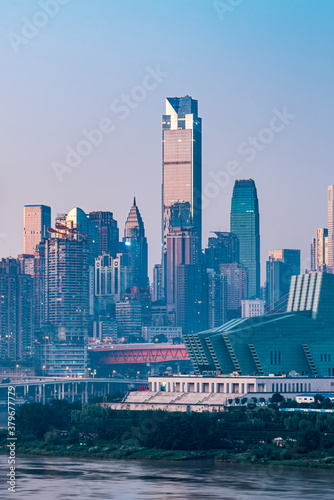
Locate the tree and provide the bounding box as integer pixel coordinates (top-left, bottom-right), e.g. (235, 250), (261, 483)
(252, 397), (258, 404)
(153, 334), (168, 343)
(270, 393), (285, 405)
(241, 397), (247, 405)
(235, 397), (240, 405)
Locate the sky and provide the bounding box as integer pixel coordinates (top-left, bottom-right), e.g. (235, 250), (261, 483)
(0, 0), (334, 283)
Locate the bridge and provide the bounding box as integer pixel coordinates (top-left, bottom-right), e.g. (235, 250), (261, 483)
(89, 343), (189, 365)
(0, 377), (147, 405)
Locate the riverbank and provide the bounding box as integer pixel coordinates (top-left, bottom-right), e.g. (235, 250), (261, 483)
(2, 440), (334, 470)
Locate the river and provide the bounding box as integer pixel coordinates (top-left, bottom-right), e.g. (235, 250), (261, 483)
(0, 455), (333, 499)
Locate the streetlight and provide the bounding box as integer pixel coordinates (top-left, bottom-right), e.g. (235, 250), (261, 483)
(93, 369), (96, 379)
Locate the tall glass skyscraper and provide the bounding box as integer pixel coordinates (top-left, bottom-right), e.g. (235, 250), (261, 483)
(123, 198), (148, 289)
(328, 185), (334, 270)
(230, 179), (260, 299)
(162, 96), (202, 294)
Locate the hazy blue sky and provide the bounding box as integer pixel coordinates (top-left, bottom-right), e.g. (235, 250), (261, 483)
(0, 0), (333, 282)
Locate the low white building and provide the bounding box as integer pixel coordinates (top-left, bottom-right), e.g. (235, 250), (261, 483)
(241, 299), (265, 318)
(141, 326), (182, 342)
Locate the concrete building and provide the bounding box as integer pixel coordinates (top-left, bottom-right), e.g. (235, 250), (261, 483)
(241, 299), (264, 318)
(152, 264), (163, 302)
(205, 232), (239, 273)
(95, 252), (132, 302)
(265, 249), (300, 311)
(88, 211), (119, 258)
(311, 228), (328, 272)
(106, 374), (334, 413)
(23, 205), (51, 255)
(0, 258), (33, 361)
(115, 298), (142, 339)
(183, 272), (334, 378)
(141, 326), (182, 342)
(220, 262), (248, 318)
(207, 269), (227, 328)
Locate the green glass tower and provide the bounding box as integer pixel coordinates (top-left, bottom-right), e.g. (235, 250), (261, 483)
(230, 179), (260, 299)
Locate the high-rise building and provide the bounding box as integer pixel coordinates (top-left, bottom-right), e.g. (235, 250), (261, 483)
(265, 249), (300, 311)
(205, 231), (239, 273)
(123, 198), (148, 289)
(23, 205), (51, 254)
(166, 224), (198, 312)
(162, 96), (202, 292)
(115, 298), (142, 339)
(207, 269), (227, 328)
(0, 258), (33, 361)
(328, 186), (334, 270)
(18, 245), (45, 335)
(88, 211), (119, 258)
(220, 263), (248, 318)
(176, 264), (208, 335)
(44, 236), (89, 343)
(310, 229), (328, 272)
(230, 179), (260, 299)
(152, 264), (163, 302)
(95, 252), (132, 302)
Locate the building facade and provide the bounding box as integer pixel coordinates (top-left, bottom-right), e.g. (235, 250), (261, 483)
(311, 228), (328, 272)
(328, 185), (334, 270)
(162, 96), (202, 294)
(183, 272), (334, 378)
(241, 299), (265, 318)
(123, 198), (148, 289)
(23, 205), (51, 255)
(0, 258), (33, 361)
(205, 231), (239, 273)
(230, 179), (260, 299)
(265, 249), (300, 311)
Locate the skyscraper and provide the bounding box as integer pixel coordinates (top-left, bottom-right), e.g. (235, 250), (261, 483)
(162, 96), (202, 292)
(123, 198), (148, 289)
(0, 258), (33, 361)
(88, 211), (119, 258)
(265, 249), (300, 311)
(328, 185), (334, 270)
(230, 179), (260, 299)
(205, 231), (239, 273)
(23, 205), (51, 254)
(220, 262), (248, 317)
(166, 224), (198, 312)
(310, 229), (328, 272)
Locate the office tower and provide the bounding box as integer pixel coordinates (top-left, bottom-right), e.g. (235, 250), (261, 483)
(241, 299), (265, 318)
(95, 252), (132, 303)
(220, 263), (248, 319)
(116, 298), (142, 339)
(123, 198), (148, 289)
(176, 264), (208, 335)
(205, 231), (239, 273)
(162, 96), (202, 290)
(122, 286), (152, 327)
(88, 211), (119, 258)
(18, 245), (45, 335)
(166, 224), (198, 312)
(265, 249), (300, 311)
(311, 228), (328, 272)
(43, 232), (89, 375)
(0, 258), (33, 361)
(328, 186), (334, 270)
(23, 205), (51, 254)
(207, 269), (227, 328)
(152, 264), (163, 302)
(230, 179), (260, 299)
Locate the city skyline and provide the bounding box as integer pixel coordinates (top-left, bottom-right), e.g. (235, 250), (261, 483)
(1, 1), (334, 283)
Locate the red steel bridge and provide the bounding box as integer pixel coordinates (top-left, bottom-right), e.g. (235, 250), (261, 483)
(89, 343), (189, 365)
